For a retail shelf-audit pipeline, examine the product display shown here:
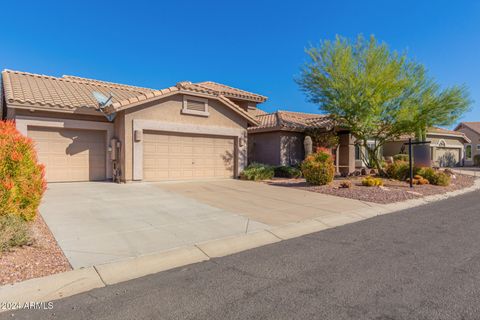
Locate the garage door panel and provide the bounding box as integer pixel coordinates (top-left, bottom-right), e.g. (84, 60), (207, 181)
(29, 127), (106, 182)
(143, 131), (235, 181)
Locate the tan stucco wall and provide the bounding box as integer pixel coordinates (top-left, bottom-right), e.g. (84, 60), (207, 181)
(118, 94), (248, 181)
(11, 109), (109, 123)
(248, 131), (281, 165)
(456, 126), (479, 166)
(280, 132), (305, 166)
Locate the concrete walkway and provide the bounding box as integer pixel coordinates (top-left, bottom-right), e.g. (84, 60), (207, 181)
(41, 180), (373, 269)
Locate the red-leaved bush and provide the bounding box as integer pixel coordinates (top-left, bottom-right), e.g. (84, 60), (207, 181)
(0, 121), (46, 221)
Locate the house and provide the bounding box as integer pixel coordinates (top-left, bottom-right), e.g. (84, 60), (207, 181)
(383, 127), (470, 167)
(0, 70), (267, 182)
(247, 111), (357, 174)
(247, 109), (470, 170)
(454, 122), (480, 166)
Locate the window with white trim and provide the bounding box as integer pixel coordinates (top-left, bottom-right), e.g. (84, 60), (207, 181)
(466, 144), (472, 160)
(476, 144), (480, 151)
(182, 96), (209, 116)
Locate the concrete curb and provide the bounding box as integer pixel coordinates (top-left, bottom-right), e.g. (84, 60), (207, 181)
(94, 246), (209, 285)
(1, 178), (479, 309)
(0, 267), (104, 305)
(196, 230), (281, 258)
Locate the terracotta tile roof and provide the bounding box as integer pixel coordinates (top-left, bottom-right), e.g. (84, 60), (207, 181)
(455, 122), (480, 135)
(247, 108), (267, 117)
(249, 110), (333, 132)
(1, 70), (260, 125)
(195, 81), (267, 102)
(2, 69), (156, 113)
(396, 126), (470, 143)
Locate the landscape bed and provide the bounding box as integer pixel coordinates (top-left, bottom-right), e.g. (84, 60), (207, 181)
(265, 173), (476, 204)
(0, 214), (71, 286)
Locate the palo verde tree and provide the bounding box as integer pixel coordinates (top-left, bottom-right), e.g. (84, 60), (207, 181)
(296, 35), (471, 173)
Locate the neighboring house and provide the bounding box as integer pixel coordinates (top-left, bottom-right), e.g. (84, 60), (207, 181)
(454, 122), (480, 166)
(247, 111), (357, 174)
(383, 127), (470, 167)
(247, 109), (470, 171)
(0, 70), (267, 182)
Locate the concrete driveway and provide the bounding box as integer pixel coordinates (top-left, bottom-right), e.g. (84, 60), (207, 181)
(41, 179), (373, 269)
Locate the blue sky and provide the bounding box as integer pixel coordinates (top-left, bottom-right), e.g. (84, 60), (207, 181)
(1, 0), (479, 124)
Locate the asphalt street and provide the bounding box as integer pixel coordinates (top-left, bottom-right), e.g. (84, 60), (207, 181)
(3, 190), (480, 320)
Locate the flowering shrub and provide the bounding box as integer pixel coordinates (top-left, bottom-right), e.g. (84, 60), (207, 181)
(301, 150), (335, 185)
(0, 121), (46, 221)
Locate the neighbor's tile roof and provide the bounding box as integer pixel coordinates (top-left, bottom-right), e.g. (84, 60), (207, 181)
(396, 126), (470, 143)
(455, 122), (480, 135)
(249, 110), (333, 132)
(1, 70), (261, 125)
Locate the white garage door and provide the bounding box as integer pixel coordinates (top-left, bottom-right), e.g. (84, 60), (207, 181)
(29, 127), (106, 182)
(143, 131), (235, 181)
(436, 148), (460, 167)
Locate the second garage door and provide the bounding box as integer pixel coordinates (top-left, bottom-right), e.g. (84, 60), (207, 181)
(29, 127), (107, 182)
(143, 131), (235, 181)
(436, 147), (460, 167)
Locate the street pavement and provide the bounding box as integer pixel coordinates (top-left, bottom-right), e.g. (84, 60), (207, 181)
(3, 190), (480, 320)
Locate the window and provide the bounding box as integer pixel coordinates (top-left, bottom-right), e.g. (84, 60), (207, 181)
(466, 144), (472, 160)
(477, 145), (480, 151)
(355, 145), (361, 160)
(438, 139), (446, 148)
(182, 96), (209, 116)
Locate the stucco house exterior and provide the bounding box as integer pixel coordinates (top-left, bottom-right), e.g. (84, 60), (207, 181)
(383, 127), (470, 167)
(454, 122), (480, 166)
(248, 111), (356, 174)
(247, 109), (470, 170)
(0, 70), (267, 182)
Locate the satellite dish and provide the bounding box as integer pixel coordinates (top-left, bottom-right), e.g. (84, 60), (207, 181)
(92, 91), (116, 121)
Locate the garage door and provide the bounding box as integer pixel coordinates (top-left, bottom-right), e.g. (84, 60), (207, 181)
(143, 131), (235, 181)
(29, 127), (106, 182)
(436, 148), (460, 167)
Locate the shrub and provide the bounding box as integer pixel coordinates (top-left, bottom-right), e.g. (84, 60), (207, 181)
(417, 167), (451, 186)
(361, 176), (383, 187)
(274, 166), (302, 178)
(0, 215), (31, 252)
(339, 180), (352, 188)
(393, 154), (409, 162)
(0, 121), (46, 221)
(240, 163), (274, 181)
(300, 150), (335, 185)
(386, 161), (419, 181)
(434, 172), (451, 186)
(474, 154), (480, 167)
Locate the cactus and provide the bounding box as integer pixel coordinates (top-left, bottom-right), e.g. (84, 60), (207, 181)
(304, 136), (313, 158)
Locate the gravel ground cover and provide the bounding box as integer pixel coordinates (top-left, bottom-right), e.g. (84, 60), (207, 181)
(0, 214), (71, 286)
(265, 174), (476, 204)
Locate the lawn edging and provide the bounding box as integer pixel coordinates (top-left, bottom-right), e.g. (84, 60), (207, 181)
(1, 177), (479, 310)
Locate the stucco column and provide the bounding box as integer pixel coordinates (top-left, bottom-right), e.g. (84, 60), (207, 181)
(338, 132), (355, 175)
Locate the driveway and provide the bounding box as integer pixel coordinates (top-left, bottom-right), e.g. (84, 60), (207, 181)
(41, 180), (374, 269)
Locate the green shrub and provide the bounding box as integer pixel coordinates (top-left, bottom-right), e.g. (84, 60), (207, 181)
(393, 154), (409, 162)
(300, 150), (335, 185)
(240, 163), (274, 181)
(417, 167), (451, 186)
(474, 154), (480, 167)
(386, 161), (419, 181)
(0, 121), (46, 221)
(0, 215), (31, 252)
(274, 166), (302, 178)
(361, 176), (384, 187)
(434, 172), (451, 186)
